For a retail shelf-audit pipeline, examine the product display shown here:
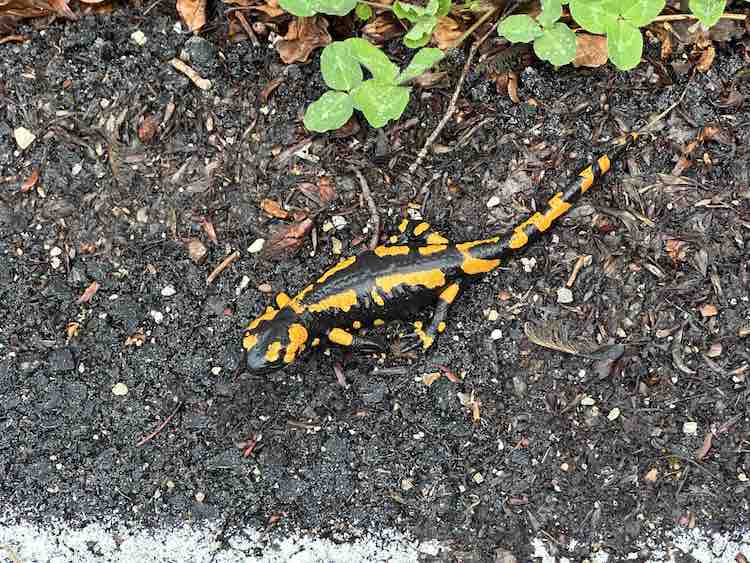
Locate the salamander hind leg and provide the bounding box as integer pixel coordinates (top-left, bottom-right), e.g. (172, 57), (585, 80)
(388, 218), (450, 246)
(327, 327), (386, 354)
(400, 282), (460, 353)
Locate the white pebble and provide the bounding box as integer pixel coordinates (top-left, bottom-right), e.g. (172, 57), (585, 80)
(131, 30), (147, 45)
(236, 275), (250, 296)
(607, 407), (621, 421)
(247, 239), (265, 253)
(486, 309), (499, 321)
(13, 127), (35, 149)
(50, 246), (63, 257)
(332, 215), (347, 229)
(50, 256), (62, 269)
(112, 382), (129, 396)
(161, 285), (176, 297)
(683, 421), (698, 435)
(490, 328), (502, 340)
(521, 257), (536, 273)
(557, 287), (574, 304)
(581, 395), (596, 406)
(486, 195), (501, 208)
(150, 310), (164, 324)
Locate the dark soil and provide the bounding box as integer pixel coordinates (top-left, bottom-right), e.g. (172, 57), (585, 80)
(1, 6), (749, 562)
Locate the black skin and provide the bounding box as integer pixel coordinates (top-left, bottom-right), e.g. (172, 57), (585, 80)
(243, 136), (636, 374)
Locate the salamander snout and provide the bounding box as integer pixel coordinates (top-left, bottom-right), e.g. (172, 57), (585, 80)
(243, 306), (309, 374)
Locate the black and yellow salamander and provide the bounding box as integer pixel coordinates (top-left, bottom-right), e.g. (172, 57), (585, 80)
(242, 134), (639, 374)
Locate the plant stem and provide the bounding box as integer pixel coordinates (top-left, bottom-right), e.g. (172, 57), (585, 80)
(359, 0), (394, 10)
(652, 12), (747, 22)
(446, 7), (497, 50)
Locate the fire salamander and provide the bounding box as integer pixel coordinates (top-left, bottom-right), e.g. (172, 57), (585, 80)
(243, 134), (639, 374)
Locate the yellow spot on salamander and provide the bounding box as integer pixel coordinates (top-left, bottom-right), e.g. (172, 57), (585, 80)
(398, 219), (409, 233)
(579, 155), (611, 193)
(374, 319), (385, 326)
(265, 340), (282, 362)
(418, 244), (447, 256)
(284, 323), (308, 364)
(275, 292), (290, 308)
(508, 192), (572, 249)
(437, 321), (446, 333)
(243, 333), (258, 351)
(307, 289), (358, 313)
(248, 306), (277, 330)
(374, 245), (410, 257)
(311, 337), (321, 347)
(426, 232), (449, 245)
(328, 327), (353, 346)
(353, 320), (362, 329)
(439, 283), (460, 304)
(412, 321), (433, 349)
(388, 235), (399, 244)
(376, 269), (446, 294)
(456, 238), (501, 275)
(371, 288), (385, 306)
(317, 256), (356, 284)
(413, 222), (430, 236)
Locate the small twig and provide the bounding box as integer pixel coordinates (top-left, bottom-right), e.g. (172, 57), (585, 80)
(207, 250), (240, 285)
(351, 167), (380, 250)
(169, 58), (212, 91)
(652, 12), (747, 23)
(136, 401), (184, 447)
(566, 255), (589, 288)
(234, 10), (260, 47)
(409, 9), (497, 175)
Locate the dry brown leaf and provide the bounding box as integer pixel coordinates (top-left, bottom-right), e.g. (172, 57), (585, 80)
(138, 114), (159, 144)
(0, 33), (28, 43)
(77, 281), (100, 304)
(694, 431), (714, 461)
(276, 16), (331, 64)
(260, 77), (285, 104)
(362, 13), (402, 44)
(573, 34), (608, 68)
(125, 330), (146, 347)
(260, 198), (289, 219)
(262, 218), (314, 259)
(0, 0), (75, 18)
(200, 217), (218, 244)
(644, 468), (658, 483)
(433, 16), (462, 50)
(224, 0), (285, 17)
(665, 238), (688, 263)
(20, 169), (39, 192)
(66, 321), (81, 340)
(177, 0), (206, 31)
(699, 304), (718, 317)
(696, 44), (716, 72)
(317, 176), (336, 203)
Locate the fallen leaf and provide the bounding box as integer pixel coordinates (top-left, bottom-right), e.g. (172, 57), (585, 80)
(317, 176), (336, 203)
(224, 0), (285, 18)
(694, 431), (713, 461)
(0, 34), (28, 44)
(362, 13), (402, 44)
(644, 468), (658, 483)
(699, 304), (718, 317)
(259, 77), (285, 104)
(186, 238), (208, 264)
(433, 16), (462, 50)
(696, 44), (715, 73)
(65, 321), (80, 340)
(79, 242), (97, 254)
(125, 330), (146, 347)
(20, 169), (39, 192)
(138, 114), (159, 144)
(665, 238), (688, 263)
(573, 34), (608, 68)
(200, 218), (218, 244)
(262, 218), (314, 259)
(77, 281), (100, 304)
(276, 16), (331, 64)
(176, 0), (205, 31)
(260, 198), (289, 219)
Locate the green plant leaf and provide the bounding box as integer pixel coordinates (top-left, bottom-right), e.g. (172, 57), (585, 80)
(537, 0), (562, 28)
(619, 0), (665, 26)
(355, 2), (373, 20)
(497, 14), (544, 43)
(403, 17), (436, 49)
(345, 38), (399, 82)
(606, 18), (643, 70)
(350, 80), (411, 128)
(689, 0), (726, 28)
(278, 0), (316, 16)
(313, 0), (358, 15)
(393, 1), (428, 21)
(568, 0), (618, 33)
(533, 22), (577, 66)
(320, 42), (363, 91)
(304, 91), (354, 132)
(397, 47), (445, 83)
(436, 0), (451, 17)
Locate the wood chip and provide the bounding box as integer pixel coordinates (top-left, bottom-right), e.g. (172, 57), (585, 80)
(169, 58), (211, 90)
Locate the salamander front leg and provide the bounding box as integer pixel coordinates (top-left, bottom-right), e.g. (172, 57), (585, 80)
(327, 327), (385, 354)
(400, 282), (460, 353)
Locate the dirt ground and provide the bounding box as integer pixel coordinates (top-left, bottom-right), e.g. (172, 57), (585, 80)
(1, 6), (749, 562)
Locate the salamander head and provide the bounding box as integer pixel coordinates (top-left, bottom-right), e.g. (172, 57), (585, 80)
(243, 305), (309, 374)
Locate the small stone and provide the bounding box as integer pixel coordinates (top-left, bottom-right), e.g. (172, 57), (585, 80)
(258, 283), (272, 293)
(332, 237), (343, 255)
(607, 407), (621, 421)
(247, 239), (265, 253)
(683, 421), (698, 435)
(50, 256), (62, 269)
(401, 478), (414, 491)
(235, 276), (250, 297)
(644, 468), (658, 483)
(472, 472), (484, 484)
(322, 221), (334, 233)
(521, 257), (536, 272)
(560, 462), (570, 472)
(14, 127), (36, 149)
(705, 342), (722, 357)
(150, 310), (164, 324)
(50, 246), (63, 257)
(331, 215), (347, 229)
(131, 30), (147, 46)
(186, 239), (207, 264)
(413, 431), (424, 440)
(699, 304), (718, 317)
(486, 195), (501, 208)
(490, 329), (502, 340)
(195, 491), (205, 503)
(581, 395), (596, 406)
(211, 366), (222, 375)
(486, 309), (499, 321)
(557, 287), (574, 304)
(136, 207), (149, 223)
(161, 285), (176, 297)
(739, 472), (748, 482)
(112, 382), (129, 396)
